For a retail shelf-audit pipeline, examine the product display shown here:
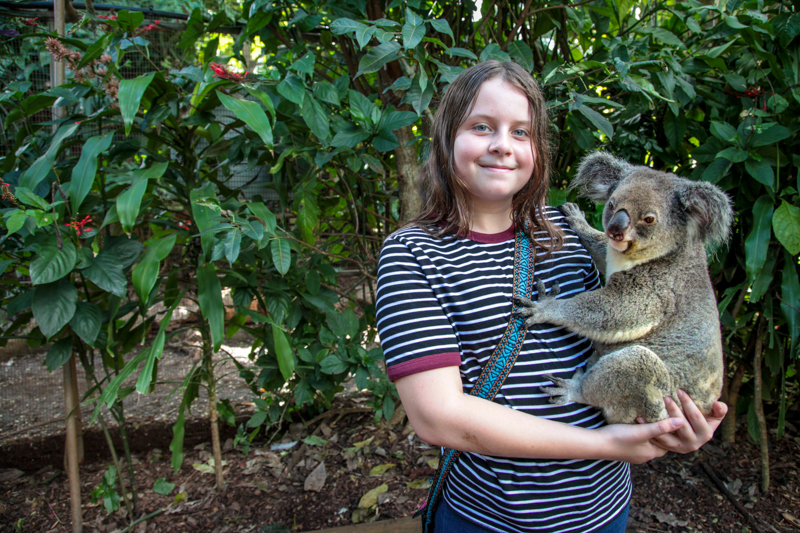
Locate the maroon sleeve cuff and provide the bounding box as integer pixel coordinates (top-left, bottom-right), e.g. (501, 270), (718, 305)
(387, 352), (461, 382)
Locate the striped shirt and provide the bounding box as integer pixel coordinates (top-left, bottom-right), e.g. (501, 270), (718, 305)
(376, 207), (631, 533)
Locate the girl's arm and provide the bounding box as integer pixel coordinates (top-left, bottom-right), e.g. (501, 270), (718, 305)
(397, 366), (726, 464)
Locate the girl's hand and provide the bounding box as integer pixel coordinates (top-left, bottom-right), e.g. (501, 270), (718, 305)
(636, 390), (727, 454)
(596, 417), (684, 464)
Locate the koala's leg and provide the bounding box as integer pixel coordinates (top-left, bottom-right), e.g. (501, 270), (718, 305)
(569, 345), (673, 424)
(560, 203), (608, 277)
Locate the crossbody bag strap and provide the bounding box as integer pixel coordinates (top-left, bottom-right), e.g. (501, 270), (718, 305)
(419, 227), (535, 533)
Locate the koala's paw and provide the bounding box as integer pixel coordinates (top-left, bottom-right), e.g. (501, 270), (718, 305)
(540, 374), (576, 405)
(512, 280), (560, 328)
(560, 202), (585, 221)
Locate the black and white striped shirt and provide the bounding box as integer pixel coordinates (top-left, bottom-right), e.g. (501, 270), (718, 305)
(376, 207), (631, 533)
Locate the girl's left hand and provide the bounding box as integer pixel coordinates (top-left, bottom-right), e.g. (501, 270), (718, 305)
(636, 389), (728, 454)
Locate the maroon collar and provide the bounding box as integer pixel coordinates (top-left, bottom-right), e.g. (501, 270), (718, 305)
(466, 225), (515, 243)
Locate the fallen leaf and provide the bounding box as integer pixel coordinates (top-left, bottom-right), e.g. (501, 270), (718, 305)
(353, 437), (375, 448)
(303, 435), (328, 447)
(653, 511), (688, 527)
(191, 458), (227, 475)
(270, 441), (298, 451)
(427, 458), (440, 470)
(153, 478), (175, 495)
(406, 478), (432, 490)
(782, 512), (800, 527)
(0, 469), (24, 484)
(359, 483), (389, 508)
(370, 463), (396, 476)
(304, 461), (327, 492)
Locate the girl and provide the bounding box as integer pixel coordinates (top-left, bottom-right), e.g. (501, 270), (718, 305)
(375, 61), (727, 533)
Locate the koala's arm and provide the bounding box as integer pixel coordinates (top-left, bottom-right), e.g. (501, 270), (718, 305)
(523, 277), (670, 344)
(560, 203), (607, 277)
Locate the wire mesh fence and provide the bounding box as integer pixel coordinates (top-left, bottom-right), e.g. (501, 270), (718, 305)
(0, 5), (276, 453)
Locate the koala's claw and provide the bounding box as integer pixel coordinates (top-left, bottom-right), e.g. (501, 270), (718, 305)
(540, 373), (575, 405)
(559, 202), (585, 221)
(536, 279), (560, 300)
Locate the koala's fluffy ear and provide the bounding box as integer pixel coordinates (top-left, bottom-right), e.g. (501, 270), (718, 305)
(571, 151), (635, 202)
(676, 181), (733, 247)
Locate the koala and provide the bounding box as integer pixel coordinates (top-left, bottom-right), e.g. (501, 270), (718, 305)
(514, 151), (733, 424)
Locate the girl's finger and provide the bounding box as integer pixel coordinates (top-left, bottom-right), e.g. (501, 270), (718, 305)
(676, 389), (710, 439)
(665, 394), (697, 441)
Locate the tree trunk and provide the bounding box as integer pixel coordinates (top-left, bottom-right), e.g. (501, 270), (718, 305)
(753, 319), (769, 494)
(394, 125), (420, 222)
(720, 361), (745, 443)
(200, 323), (225, 489)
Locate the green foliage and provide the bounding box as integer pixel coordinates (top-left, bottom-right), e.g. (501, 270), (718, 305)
(1, 0), (797, 478)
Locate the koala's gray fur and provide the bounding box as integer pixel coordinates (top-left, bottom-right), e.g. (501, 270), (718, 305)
(514, 151), (732, 424)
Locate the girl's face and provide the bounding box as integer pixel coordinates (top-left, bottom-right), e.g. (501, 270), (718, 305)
(453, 77), (535, 217)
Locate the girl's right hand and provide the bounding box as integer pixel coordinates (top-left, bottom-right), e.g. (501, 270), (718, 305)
(596, 417), (684, 464)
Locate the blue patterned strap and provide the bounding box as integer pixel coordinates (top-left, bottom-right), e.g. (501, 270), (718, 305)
(420, 228), (534, 532)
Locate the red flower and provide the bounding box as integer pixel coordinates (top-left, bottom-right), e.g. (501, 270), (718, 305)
(209, 62), (249, 84)
(97, 14), (117, 20)
(23, 17), (39, 27)
(65, 215), (93, 236)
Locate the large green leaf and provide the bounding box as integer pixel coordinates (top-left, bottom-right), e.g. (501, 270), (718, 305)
(577, 106), (614, 140)
(117, 163), (168, 233)
(119, 72), (156, 136)
(103, 236), (144, 269)
(356, 42), (402, 77)
(71, 132), (114, 214)
(197, 263), (224, 351)
(19, 122), (80, 190)
(83, 250), (126, 297)
(46, 336), (73, 372)
(276, 73), (306, 105)
(745, 159), (775, 189)
(272, 324), (295, 381)
(14, 187), (49, 210)
(216, 90), (273, 147)
(430, 18), (454, 41)
(773, 200), (800, 256)
(178, 8), (204, 49)
(32, 278), (78, 340)
(132, 234), (177, 303)
(507, 41), (534, 72)
(270, 238), (291, 276)
(663, 110), (686, 152)
(223, 228), (242, 265)
(247, 202), (277, 234)
(30, 238), (76, 285)
(301, 94), (330, 142)
(402, 19), (425, 49)
(70, 301), (102, 346)
(744, 195), (774, 283)
(780, 253), (800, 358)
(190, 183), (219, 261)
(135, 329), (166, 394)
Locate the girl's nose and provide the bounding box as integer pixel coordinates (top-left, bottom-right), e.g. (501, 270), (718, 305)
(489, 131), (512, 155)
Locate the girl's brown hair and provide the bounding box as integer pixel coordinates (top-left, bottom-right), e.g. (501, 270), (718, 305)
(409, 60), (564, 254)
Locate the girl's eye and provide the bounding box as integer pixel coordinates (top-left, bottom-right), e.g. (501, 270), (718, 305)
(474, 124), (490, 132)
(513, 129), (529, 137)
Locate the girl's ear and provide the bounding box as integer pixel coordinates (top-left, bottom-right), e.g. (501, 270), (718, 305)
(571, 151), (633, 202)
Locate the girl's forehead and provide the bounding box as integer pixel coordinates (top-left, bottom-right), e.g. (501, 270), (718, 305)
(465, 79), (530, 118)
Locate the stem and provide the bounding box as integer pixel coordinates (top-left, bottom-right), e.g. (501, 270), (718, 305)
(118, 508), (167, 533)
(721, 361), (745, 444)
(98, 415), (134, 520)
(200, 321), (224, 489)
(753, 318), (769, 494)
(115, 404), (140, 515)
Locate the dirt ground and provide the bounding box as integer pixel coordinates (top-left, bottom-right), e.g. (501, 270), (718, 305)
(1, 393), (799, 533)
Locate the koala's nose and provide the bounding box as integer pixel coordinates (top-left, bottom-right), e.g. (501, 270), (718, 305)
(606, 210), (630, 241)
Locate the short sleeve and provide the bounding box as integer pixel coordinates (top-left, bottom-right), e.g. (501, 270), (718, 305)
(376, 236), (461, 382)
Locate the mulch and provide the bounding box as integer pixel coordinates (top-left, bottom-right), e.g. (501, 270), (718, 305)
(1, 395), (799, 533)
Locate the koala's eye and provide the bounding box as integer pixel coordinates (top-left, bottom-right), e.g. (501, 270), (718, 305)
(607, 200), (615, 211)
(642, 215), (656, 224)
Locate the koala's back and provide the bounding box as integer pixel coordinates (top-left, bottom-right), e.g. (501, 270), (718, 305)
(596, 243), (724, 412)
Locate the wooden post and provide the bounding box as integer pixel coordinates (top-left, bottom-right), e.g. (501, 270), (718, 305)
(54, 2), (84, 531)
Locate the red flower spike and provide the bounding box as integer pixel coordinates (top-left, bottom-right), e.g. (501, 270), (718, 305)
(65, 215), (93, 236)
(209, 62), (249, 84)
(23, 17), (39, 27)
